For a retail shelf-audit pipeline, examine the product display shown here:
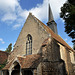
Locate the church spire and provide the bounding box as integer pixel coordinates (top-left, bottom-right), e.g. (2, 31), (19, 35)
(47, 1), (58, 34)
(48, 3), (54, 22)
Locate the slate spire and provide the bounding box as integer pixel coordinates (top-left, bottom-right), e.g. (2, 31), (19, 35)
(48, 3), (54, 22)
(47, 2), (58, 34)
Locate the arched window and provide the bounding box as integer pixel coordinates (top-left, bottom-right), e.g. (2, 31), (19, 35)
(26, 34), (32, 55)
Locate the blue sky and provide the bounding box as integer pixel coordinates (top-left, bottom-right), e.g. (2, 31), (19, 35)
(0, 0), (73, 51)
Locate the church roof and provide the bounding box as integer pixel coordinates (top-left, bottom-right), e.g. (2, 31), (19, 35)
(2, 59), (13, 70)
(18, 54), (41, 69)
(3, 54), (41, 70)
(0, 50), (9, 64)
(31, 13), (74, 52)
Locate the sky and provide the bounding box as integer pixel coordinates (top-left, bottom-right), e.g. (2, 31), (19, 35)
(0, 0), (73, 51)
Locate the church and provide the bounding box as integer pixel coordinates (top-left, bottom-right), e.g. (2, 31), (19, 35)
(2, 3), (75, 75)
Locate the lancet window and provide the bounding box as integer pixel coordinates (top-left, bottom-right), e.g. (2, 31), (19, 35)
(26, 34), (32, 55)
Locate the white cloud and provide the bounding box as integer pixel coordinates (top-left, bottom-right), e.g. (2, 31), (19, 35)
(13, 24), (22, 29)
(0, 38), (3, 41)
(19, 0), (67, 21)
(2, 41), (5, 44)
(0, 38), (5, 44)
(0, 0), (67, 29)
(0, 0), (19, 11)
(0, 48), (5, 51)
(64, 38), (68, 41)
(1, 13), (17, 22)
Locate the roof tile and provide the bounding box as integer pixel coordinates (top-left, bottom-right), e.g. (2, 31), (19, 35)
(0, 51), (9, 64)
(3, 54), (41, 70)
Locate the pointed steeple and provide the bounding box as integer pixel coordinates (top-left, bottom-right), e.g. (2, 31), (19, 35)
(48, 3), (54, 22)
(47, 2), (58, 34)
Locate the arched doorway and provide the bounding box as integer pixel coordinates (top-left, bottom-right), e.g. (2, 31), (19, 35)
(24, 70), (33, 75)
(11, 62), (20, 75)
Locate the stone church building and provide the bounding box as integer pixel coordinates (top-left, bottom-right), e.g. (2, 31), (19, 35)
(2, 4), (75, 75)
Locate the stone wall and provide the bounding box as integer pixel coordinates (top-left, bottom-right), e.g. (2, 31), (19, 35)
(70, 51), (75, 64)
(59, 44), (73, 75)
(41, 38), (65, 75)
(8, 13), (49, 62)
(41, 61), (66, 75)
(42, 38), (61, 61)
(50, 39), (60, 61)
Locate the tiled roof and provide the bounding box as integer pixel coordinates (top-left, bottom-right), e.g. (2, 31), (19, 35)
(0, 50), (9, 64)
(2, 59), (13, 70)
(32, 14), (75, 52)
(3, 54), (41, 70)
(18, 54), (41, 69)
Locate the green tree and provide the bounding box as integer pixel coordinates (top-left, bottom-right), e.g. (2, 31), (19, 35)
(60, 0), (75, 43)
(5, 43), (12, 53)
(68, 0), (75, 5)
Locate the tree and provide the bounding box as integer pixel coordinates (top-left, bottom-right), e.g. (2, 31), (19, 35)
(68, 0), (75, 5)
(5, 43), (12, 53)
(60, 0), (75, 44)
